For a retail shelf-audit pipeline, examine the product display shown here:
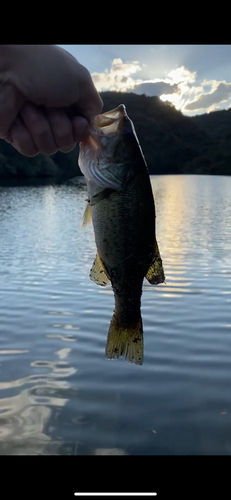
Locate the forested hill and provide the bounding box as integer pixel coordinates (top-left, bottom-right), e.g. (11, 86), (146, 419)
(1, 91), (231, 183)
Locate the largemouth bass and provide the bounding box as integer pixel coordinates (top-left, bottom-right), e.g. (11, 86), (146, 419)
(79, 104), (165, 364)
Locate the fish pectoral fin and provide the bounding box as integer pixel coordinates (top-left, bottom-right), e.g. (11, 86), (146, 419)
(90, 253), (110, 286)
(145, 240), (165, 285)
(82, 203), (92, 229)
(106, 314), (143, 365)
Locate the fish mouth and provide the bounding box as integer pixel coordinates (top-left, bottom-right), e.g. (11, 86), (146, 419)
(88, 104), (135, 139)
(78, 104), (138, 190)
(94, 104), (127, 134)
(79, 105), (128, 154)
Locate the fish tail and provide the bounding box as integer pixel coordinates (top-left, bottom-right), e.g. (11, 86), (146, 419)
(106, 313), (143, 365)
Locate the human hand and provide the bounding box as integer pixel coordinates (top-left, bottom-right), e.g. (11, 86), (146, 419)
(0, 45), (102, 156)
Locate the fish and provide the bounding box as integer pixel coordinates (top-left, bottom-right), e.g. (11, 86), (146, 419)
(78, 104), (165, 365)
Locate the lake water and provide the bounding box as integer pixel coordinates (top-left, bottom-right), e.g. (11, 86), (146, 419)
(1, 174), (231, 455)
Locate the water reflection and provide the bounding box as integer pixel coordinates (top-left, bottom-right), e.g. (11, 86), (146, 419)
(0, 350), (29, 355)
(46, 334), (76, 342)
(94, 448), (127, 455)
(0, 345), (76, 454)
(1, 176), (231, 454)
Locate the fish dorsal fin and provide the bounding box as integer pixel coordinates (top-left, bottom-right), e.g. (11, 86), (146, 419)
(90, 253), (110, 286)
(82, 203), (92, 229)
(145, 240), (165, 285)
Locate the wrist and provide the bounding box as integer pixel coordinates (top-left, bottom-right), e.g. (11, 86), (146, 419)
(0, 45), (34, 98)
(0, 46), (25, 91)
(0, 45), (19, 72)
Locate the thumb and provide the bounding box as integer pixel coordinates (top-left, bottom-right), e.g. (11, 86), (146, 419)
(74, 66), (103, 120)
(0, 81), (25, 138)
(76, 89), (103, 120)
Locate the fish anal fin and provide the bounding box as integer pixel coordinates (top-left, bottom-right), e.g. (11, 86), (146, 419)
(90, 253), (110, 286)
(106, 314), (143, 365)
(82, 203), (92, 229)
(145, 240), (165, 285)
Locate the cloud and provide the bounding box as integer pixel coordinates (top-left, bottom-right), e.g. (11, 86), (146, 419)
(110, 58), (140, 75)
(90, 58), (231, 115)
(185, 82), (231, 110)
(132, 82), (179, 97)
(91, 61), (197, 111)
(207, 104), (224, 113)
(167, 66), (196, 85)
(91, 58), (141, 92)
(157, 67), (197, 111)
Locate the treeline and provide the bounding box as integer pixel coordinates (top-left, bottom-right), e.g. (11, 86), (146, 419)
(1, 91), (231, 183)
(0, 138), (81, 183)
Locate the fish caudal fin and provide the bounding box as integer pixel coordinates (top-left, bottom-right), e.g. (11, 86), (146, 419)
(106, 314), (143, 365)
(146, 240), (165, 285)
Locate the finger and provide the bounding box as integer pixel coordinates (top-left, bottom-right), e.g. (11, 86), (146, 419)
(9, 116), (39, 156)
(71, 116), (90, 142)
(76, 65), (103, 119)
(20, 102), (58, 155)
(2, 132), (13, 144)
(45, 109), (76, 152)
(0, 82), (25, 138)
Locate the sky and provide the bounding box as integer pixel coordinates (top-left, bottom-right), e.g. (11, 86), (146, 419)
(58, 45), (231, 116)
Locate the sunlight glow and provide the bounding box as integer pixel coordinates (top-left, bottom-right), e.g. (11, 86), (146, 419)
(91, 57), (231, 115)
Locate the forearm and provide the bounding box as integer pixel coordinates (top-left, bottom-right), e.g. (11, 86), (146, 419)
(0, 45), (17, 76)
(0, 45), (31, 95)
(0, 45), (46, 67)
(0, 44), (32, 69)
(0, 45), (53, 102)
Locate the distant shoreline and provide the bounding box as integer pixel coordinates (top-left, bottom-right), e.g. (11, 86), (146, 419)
(1, 91), (231, 183)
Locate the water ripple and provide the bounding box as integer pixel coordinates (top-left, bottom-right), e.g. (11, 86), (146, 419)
(1, 176), (231, 454)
